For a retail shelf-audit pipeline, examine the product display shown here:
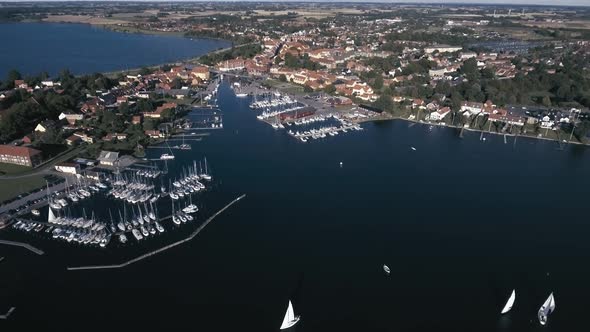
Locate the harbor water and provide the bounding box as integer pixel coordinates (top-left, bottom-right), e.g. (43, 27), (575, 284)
(1, 82), (590, 331)
(0, 23), (230, 78)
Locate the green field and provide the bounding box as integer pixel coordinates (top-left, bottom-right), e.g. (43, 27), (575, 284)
(0, 163), (33, 175)
(0, 176), (46, 203)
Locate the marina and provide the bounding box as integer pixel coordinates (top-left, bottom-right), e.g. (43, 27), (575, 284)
(0, 81), (588, 331)
(67, 194), (245, 271)
(7, 149), (216, 248)
(236, 80), (380, 143)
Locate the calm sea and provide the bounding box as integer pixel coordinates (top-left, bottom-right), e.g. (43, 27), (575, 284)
(1, 82), (589, 332)
(0, 23), (230, 79)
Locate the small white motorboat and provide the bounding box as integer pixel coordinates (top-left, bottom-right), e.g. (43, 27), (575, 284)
(383, 264), (391, 275)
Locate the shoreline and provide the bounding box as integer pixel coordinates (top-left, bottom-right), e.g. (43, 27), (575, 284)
(356, 114), (588, 147)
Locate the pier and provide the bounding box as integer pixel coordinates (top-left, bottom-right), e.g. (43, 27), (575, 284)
(67, 194), (246, 271)
(0, 307), (15, 320)
(0, 239), (44, 255)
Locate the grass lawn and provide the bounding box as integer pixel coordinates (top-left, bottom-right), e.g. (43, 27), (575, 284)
(0, 176), (46, 202)
(0, 163), (34, 175)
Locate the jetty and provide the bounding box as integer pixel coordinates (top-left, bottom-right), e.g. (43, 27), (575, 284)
(0, 307), (15, 320)
(0, 239), (44, 255)
(67, 194), (246, 271)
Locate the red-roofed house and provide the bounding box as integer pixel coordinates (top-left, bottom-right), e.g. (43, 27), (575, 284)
(132, 115), (142, 125)
(191, 66), (210, 81)
(144, 130), (164, 139)
(0, 145), (42, 167)
(428, 107), (451, 121)
(66, 135), (82, 146)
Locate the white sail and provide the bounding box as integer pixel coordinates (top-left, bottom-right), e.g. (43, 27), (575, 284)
(548, 293), (556, 312)
(48, 207), (56, 223)
(538, 292), (555, 325)
(280, 300), (300, 330)
(501, 290), (515, 314)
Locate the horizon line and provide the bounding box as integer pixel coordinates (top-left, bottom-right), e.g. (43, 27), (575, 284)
(0, 0), (589, 6)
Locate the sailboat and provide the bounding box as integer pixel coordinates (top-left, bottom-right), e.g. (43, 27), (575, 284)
(280, 300), (300, 330)
(200, 157), (212, 181)
(383, 264), (391, 275)
(179, 133), (191, 150)
(501, 289), (515, 314)
(160, 141), (175, 160)
(48, 207), (57, 223)
(172, 199), (180, 225)
(538, 292), (556, 325)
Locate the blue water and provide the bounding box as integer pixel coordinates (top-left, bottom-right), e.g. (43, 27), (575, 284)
(1, 82), (590, 331)
(0, 23), (230, 78)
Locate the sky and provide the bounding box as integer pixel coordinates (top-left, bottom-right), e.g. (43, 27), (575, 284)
(2, 0), (589, 6)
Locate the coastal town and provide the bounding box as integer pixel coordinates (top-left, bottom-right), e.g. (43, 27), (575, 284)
(0, 2), (589, 224)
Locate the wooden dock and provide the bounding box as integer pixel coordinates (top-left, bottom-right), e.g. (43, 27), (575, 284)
(0, 239), (44, 255)
(0, 307), (15, 320)
(67, 194), (246, 271)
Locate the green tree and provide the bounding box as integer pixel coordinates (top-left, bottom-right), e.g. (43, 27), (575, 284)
(2, 69), (22, 89)
(372, 95), (394, 112)
(373, 76), (384, 90)
(143, 118), (156, 131)
(137, 99), (154, 112)
(460, 58), (481, 82)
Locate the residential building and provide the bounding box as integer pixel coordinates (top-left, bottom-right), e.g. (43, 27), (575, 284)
(191, 66), (210, 81)
(73, 132), (94, 144)
(54, 162), (80, 175)
(132, 115), (142, 125)
(0, 145), (42, 167)
(461, 101), (483, 116)
(97, 150), (119, 167)
(145, 130), (164, 139)
(65, 135), (82, 146)
(424, 45), (462, 54)
(428, 107), (451, 121)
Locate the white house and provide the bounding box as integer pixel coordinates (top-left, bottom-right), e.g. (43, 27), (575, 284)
(41, 80), (60, 87)
(540, 115), (555, 129)
(428, 107), (451, 121)
(424, 45), (462, 54)
(461, 101), (483, 116)
(54, 162), (80, 175)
